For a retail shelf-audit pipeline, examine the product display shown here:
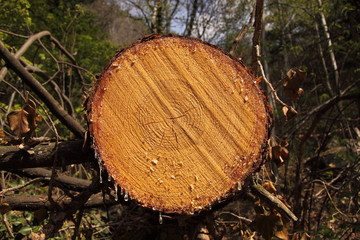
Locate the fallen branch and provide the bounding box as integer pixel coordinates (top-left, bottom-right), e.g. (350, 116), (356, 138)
(251, 184), (298, 221)
(10, 168), (91, 191)
(1, 192), (115, 211)
(0, 140), (91, 170)
(43, 180), (102, 238)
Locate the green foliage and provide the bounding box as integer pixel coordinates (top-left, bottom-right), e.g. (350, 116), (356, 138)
(1, 0), (118, 137)
(0, 211), (42, 239)
(0, 0), (32, 31)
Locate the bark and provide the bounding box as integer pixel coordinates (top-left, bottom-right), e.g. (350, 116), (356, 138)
(1, 193), (114, 211)
(151, 0), (163, 33)
(10, 167), (91, 191)
(0, 140), (91, 170)
(0, 41), (85, 138)
(186, 0), (199, 36)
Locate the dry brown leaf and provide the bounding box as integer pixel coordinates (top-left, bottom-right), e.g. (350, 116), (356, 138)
(254, 212), (288, 240)
(283, 68), (306, 101)
(263, 181), (277, 195)
(282, 106), (298, 121)
(29, 232), (46, 240)
(196, 225), (211, 240)
(240, 230), (256, 240)
(0, 129), (5, 138)
(7, 98), (40, 142)
(7, 109), (30, 136)
(271, 140), (289, 166)
(291, 232), (311, 240)
(0, 129), (7, 144)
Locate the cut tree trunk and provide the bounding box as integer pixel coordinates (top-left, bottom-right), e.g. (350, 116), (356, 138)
(87, 34), (272, 214)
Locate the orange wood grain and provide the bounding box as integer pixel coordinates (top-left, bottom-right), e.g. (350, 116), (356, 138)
(88, 35), (271, 214)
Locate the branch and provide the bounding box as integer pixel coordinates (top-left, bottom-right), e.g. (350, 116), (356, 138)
(0, 31), (52, 81)
(0, 41), (86, 138)
(0, 140), (91, 170)
(256, 45), (296, 114)
(230, 2), (256, 56)
(21, 59), (75, 116)
(43, 180), (102, 238)
(1, 192), (115, 211)
(0, 30), (85, 84)
(251, 184), (298, 222)
(10, 168), (91, 191)
(251, 0), (264, 73)
(299, 81), (360, 126)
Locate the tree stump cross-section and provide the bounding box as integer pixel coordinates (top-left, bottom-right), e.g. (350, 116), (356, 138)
(88, 34), (271, 214)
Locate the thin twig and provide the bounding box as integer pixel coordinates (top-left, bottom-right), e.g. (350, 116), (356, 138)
(319, 181), (348, 217)
(251, 184), (298, 221)
(218, 212), (252, 224)
(0, 41), (85, 138)
(0, 177), (47, 196)
(256, 45), (293, 110)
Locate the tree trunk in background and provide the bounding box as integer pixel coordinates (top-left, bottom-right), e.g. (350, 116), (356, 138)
(314, 22), (333, 96)
(251, 0), (264, 74)
(317, 0), (339, 93)
(186, 0), (198, 36)
(151, 0), (163, 33)
(87, 34), (272, 214)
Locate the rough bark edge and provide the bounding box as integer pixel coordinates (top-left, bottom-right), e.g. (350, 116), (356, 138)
(87, 34), (273, 214)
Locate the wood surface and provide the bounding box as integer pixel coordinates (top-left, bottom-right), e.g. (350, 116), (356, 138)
(88, 34), (271, 214)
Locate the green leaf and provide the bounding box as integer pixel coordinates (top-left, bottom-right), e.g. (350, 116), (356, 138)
(18, 226), (32, 236)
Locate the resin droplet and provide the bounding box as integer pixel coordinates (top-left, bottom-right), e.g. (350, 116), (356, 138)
(159, 212), (163, 224)
(237, 182), (243, 191)
(114, 184), (118, 201)
(124, 191), (129, 201)
(98, 160), (103, 183)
